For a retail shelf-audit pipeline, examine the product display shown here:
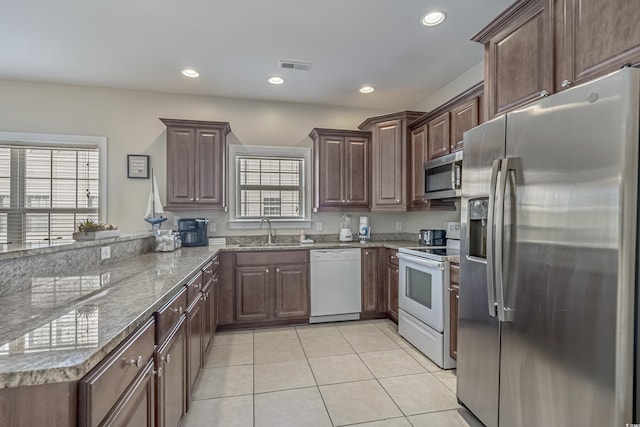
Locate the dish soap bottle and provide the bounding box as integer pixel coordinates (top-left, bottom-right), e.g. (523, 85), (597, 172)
(299, 229), (305, 243)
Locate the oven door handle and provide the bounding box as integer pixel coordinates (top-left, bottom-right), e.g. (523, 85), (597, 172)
(397, 253), (445, 270)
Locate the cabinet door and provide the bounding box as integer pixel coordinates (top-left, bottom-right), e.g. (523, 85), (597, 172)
(450, 98), (478, 152)
(156, 320), (186, 427)
(186, 296), (203, 403)
(361, 249), (379, 312)
(372, 120), (404, 210)
(428, 112), (451, 159)
(274, 264), (309, 319)
(166, 127), (196, 205)
(235, 266), (272, 322)
(102, 360), (155, 427)
(386, 250), (399, 323)
(486, 0), (553, 116)
(344, 136), (369, 207)
(409, 126), (428, 209)
(449, 286), (459, 360)
(318, 136), (345, 208)
(559, 0), (640, 90)
(387, 263), (399, 323)
(195, 128), (225, 207)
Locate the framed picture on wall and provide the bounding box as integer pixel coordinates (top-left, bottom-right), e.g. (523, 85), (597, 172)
(127, 154), (150, 178)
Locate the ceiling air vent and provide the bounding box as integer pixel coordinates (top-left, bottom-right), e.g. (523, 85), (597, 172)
(279, 60), (312, 71)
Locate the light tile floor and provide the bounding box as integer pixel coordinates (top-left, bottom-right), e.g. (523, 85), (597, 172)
(183, 319), (483, 427)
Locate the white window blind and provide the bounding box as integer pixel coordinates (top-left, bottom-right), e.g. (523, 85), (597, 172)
(0, 145), (99, 244)
(237, 156), (303, 219)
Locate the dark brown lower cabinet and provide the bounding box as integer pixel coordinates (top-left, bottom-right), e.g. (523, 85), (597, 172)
(78, 318), (156, 427)
(274, 264), (309, 319)
(102, 360), (155, 427)
(361, 248), (386, 315)
(155, 318), (186, 427)
(233, 251), (310, 326)
(386, 249), (399, 323)
(186, 294), (204, 405)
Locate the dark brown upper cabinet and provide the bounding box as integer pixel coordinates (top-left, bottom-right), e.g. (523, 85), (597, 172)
(473, 0), (640, 119)
(358, 111), (424, 212)
(160, 118), (231, 211)
(310, 128), (371, 212)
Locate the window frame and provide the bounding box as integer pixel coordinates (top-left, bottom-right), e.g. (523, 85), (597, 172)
(228, 144), (312, 229)
(0, 131), (108, 242)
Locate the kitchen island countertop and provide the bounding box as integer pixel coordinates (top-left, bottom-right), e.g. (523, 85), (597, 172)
(0, 240), (417, 389)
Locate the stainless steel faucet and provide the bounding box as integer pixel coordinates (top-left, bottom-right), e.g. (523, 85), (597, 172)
(260, 217), (276, 245)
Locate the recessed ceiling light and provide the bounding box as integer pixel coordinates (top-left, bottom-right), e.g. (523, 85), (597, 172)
(421, 11), (446, 26)
(359, 86), (375, 94)
(268, 75), (285, 85)
(181, 68), (199, 78)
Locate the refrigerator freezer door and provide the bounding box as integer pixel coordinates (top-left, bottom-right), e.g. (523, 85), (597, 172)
(499, 68), (639, 427)
(458, 115), (506, 427)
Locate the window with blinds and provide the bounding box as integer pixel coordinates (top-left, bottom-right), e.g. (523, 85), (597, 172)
(0, 145), (99, 244)
(236, 156), (303, 218)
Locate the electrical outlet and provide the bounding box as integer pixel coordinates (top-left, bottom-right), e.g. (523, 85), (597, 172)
(210, 221), (216, 232)
(395, 221), (402, 231)
(173, 215), (180, 227)
(316, 222), (323, 232)
(101, 246), (111, 260)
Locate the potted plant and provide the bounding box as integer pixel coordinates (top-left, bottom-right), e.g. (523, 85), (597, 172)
(73, 219), (120, 241)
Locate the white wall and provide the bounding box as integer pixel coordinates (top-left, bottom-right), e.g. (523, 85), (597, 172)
(413, 61), (484, 112)
(0, 77), (467, 238)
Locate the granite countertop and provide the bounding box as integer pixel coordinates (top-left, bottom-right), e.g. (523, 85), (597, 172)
(0, 240), (419, 389)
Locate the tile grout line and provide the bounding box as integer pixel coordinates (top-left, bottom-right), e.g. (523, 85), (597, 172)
(295, 324), (337, 427)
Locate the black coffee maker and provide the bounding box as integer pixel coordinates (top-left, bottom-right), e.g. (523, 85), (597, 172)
(178, 218), (209, 246)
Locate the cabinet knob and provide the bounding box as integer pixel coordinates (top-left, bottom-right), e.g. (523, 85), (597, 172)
(395, 268), (399, 273)
(540, 90), (550, 97)
(190, 198), (194, 201)
(163, 354), (171, 364)
(456, 295), (460, 300)
(124, 355), (143, 368)
(155, 367), (163, 378)
(365, 251), (369, 255)
(196, 198), (200, 201)
(396, 199), (400, 202)
(266, 268), (269, 273)
(448, 287), (454, 292)
(170, 306), (183, 315)
(561, 79), (571, 88)
(276, 268), (280, 273)
(342, 200), (346, 203)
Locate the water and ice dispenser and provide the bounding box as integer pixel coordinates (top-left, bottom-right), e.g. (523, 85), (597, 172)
(468, 199), (488, 259)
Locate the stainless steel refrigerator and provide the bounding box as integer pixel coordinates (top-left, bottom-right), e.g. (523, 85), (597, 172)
(457, 67), (639, 427)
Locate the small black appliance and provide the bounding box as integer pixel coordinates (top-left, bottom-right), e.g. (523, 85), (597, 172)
(178, 218), (209, 246)
(418, 229), (446, 246)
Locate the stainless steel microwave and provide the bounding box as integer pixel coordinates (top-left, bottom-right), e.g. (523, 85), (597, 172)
(424, 150), (462, 199)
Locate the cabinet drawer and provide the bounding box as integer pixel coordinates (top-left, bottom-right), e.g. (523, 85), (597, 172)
(236, 250), (308, 266)
(78, 318), (155, 427)
(156, 287), (187, 344)
(186, 272), (203, 307)
(450, 264), (460, 285)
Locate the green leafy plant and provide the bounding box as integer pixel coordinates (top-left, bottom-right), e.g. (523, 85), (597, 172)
(76, 219), (118, 232)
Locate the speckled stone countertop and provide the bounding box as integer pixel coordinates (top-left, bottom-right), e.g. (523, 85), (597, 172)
(0, 240), (420, 389)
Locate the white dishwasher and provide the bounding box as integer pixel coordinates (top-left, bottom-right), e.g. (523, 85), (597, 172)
(309, 249), (361, 323)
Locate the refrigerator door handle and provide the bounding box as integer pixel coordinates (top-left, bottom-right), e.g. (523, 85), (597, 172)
(485, 158), (501, 317)
(495, 157), (516, 322)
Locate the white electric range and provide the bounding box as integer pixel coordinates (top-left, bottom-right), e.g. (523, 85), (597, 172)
(397, 225), (460, 369)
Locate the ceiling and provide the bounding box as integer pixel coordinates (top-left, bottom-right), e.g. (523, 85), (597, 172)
(0, 0), (512, 110)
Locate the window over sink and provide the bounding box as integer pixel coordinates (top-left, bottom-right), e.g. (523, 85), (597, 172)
(228, 144), (311, 229)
